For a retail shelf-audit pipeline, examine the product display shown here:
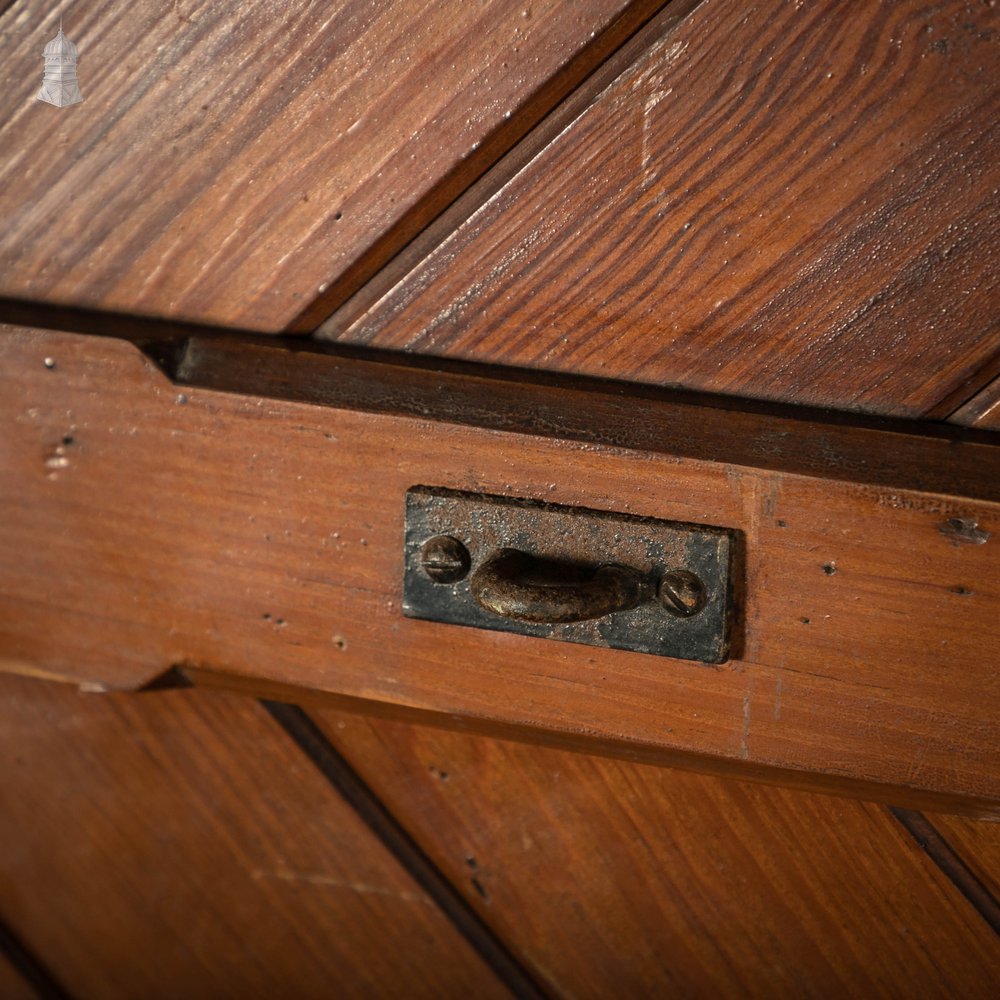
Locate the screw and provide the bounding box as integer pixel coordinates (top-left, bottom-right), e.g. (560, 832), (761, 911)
(658, 570), (707, 617)
(420, 535), (470, 584)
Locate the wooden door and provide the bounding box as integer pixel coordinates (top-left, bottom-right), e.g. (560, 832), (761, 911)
(2, 0), (999, 996)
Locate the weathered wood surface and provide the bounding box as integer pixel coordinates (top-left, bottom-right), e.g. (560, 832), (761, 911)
(0, 0), (671, 331)
(2, 327), (999, 813)
(0, 673), (508, 1000)
(316, 709), (1000, 997)
(320, 0), (1000, 419)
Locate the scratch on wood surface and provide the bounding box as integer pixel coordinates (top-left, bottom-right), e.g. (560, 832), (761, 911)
(0, 658), (96, 687)
(252, 867), (431, 904)
(858, 488), (982, 520)
(762, 477), (780, 520)
(641, 88), (672, 188)
(904, 744), (928, 785)
(78, 681), (111, 693)
(774, 675), (782, 720)
(741, 684), (752, 760)
(633, 37), (686, 190)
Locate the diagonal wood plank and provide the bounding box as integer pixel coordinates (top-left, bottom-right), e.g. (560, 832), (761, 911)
(312, 708), (1000, 998)
(319, 0), (1000, 418)
(923, 813), (1000, 907)
(950, 374), (1000, 430)
(0, 0), (674, 330)
(0, 673), (511, 1000)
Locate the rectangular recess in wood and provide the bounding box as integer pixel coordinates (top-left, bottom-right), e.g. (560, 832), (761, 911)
(403, 487), (738, 663)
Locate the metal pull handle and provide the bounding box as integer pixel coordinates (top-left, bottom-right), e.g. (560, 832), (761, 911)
(469, 548), (647, 624)
(407, 489), (731, 661)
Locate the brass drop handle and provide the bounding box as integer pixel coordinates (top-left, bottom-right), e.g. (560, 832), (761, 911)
(469, 548), (648, 624)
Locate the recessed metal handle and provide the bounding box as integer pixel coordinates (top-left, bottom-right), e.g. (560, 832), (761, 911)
(469, 548), (647, 624)
(404, 487), (736, 662)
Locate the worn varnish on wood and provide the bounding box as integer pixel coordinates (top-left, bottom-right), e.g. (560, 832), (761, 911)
(0, 0), (673, 330)
(2, 327), (999, 814)
(320, 0), (1000, 419)
(0, 673), (509, 1000)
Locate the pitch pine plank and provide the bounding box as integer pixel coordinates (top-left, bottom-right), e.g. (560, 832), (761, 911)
(0, 0), (666, 331)
(0, 673), (508, 1000)
(320, 0), (1000, 418)
(313, 710), (1000, 998)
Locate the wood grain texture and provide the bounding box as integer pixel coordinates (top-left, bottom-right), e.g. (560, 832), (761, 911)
(313, 710), (1000, 998)
(950, 375), (1000, 430)
(902, 292), (1000, 931)
(0, 673), (508, 1000)
(320, 0), (1000, 419)
(166, 334), (1000, 501)
(2, 327), (999, 811)
(0, 308), (994, 498)
(260, 699), (549, 1000)
(0, 0), (668, 331)
(926, 814), (1000, 904)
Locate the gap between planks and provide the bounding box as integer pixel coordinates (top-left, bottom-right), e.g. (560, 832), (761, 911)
(261, 700), (551, 1000)
(890, 809), (1000, 938)
(0, 916), (75, 1000)
(307, 0), (705, 337)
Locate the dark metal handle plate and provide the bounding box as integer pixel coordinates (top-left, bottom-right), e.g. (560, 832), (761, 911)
(403, 487), (739, 663)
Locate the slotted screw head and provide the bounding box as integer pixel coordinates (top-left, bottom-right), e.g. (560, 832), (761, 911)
(658, 570), (707, 617)
(420, 535), (471, 584)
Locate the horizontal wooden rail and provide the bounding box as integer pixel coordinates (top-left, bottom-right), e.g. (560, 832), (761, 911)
(1, 323), (999, 815)
(164, 335), (1000, 501)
